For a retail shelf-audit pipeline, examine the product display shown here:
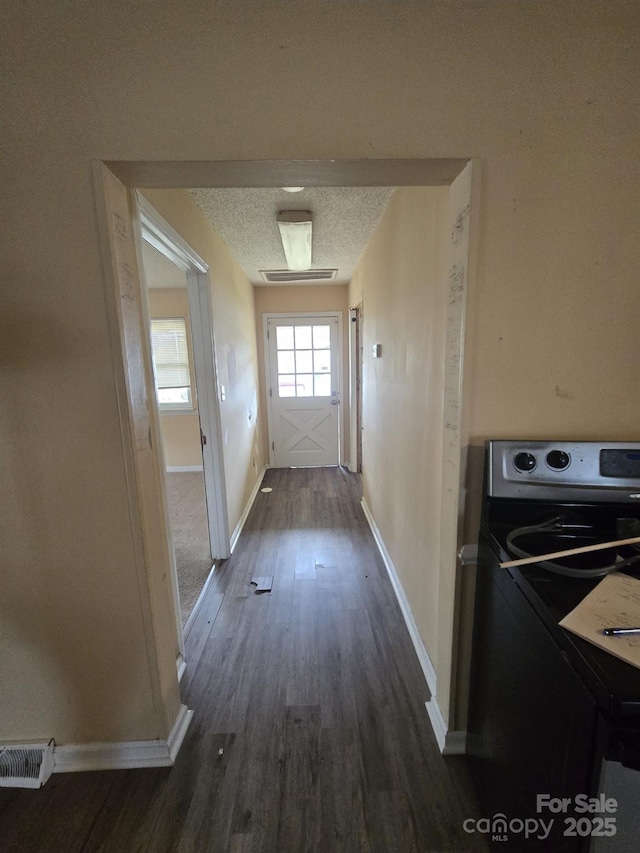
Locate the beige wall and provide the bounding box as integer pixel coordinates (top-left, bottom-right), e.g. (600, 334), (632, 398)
(159, 415), (202, 469)
(2, 1), (639, 747)
(350, 187), (450, 660)
(253, 285), (350, 464)
(147, 289), (203, 470)
(141, 190), (267, 537)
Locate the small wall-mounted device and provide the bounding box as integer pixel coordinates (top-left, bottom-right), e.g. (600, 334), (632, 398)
(372, 343), (382, 358)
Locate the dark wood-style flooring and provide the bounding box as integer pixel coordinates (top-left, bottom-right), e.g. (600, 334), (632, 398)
(0, 467), (487, 852)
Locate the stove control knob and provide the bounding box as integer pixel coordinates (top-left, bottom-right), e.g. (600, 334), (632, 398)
(546, 450), (570, 470)
(514, 452), (537, 472)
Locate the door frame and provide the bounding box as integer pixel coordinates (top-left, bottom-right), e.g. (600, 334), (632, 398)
(137, 193), (230, 561)
(263, 311), (343, 468)
(348, 303), (363, 473)
(99, 157), (476, 743)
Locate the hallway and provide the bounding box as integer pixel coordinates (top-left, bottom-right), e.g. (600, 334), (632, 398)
(0, 468), (486, 852)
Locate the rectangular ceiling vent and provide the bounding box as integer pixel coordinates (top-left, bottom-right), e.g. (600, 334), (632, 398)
(260, 269), (337, 284)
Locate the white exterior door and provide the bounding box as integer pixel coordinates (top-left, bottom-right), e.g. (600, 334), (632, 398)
(266, 314), (340, 467)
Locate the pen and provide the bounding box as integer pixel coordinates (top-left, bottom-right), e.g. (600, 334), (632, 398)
(602, 627), (640, 636)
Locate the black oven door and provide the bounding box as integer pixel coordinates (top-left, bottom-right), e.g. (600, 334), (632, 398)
(467, 537), (598, 852)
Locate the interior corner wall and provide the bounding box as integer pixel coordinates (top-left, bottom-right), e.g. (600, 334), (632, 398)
(253, 285), (350, 465)
(349, 186), (450, 666)
(139, 190), (267, 534)
(146, 289), (202, 469)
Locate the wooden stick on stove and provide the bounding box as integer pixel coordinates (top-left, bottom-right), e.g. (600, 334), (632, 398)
(500, 535), (640, 569)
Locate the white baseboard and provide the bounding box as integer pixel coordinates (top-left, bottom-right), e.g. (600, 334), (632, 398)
(361, 499), (437, 694)
(52, 704), (193, 773)
(425, 700), (467, 755)
(167, 704), (193, 763)
(166, 466), (203, 473)
(443, 728), (468, 755)
(361, 498), (467, 755)
(425, 698), (448, 751)
(229, 466), (266, 553)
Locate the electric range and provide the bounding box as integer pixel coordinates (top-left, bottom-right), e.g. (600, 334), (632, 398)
(468, 440), (640, 851)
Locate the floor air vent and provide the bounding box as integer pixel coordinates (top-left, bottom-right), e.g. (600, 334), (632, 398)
(0, 741), (54, 788)
(260, 269), (337, 283)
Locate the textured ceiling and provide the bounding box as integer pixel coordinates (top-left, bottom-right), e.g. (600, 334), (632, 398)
(189, 186), (395, 286)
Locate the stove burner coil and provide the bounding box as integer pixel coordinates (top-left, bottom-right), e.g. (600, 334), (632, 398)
(505, 515), (640, 578)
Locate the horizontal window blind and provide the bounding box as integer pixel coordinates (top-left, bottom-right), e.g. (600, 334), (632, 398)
(150, 318), (190, 389)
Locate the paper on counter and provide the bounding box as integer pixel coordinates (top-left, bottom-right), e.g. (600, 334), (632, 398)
(559, 571), (640, 670)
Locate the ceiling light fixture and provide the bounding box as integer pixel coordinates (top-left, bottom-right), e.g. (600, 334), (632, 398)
(277, 211), (312, 271)
(281, 186), (305, 192)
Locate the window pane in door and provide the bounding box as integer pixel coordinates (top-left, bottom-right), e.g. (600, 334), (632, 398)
(314, 374), (331, 396)
(273, 319), (335, 399)
(294, 326), (312, 349)
(295, 349), (313, 373)
(277, 350), (295, 374)
(312, 325), (330, 349)
(278, 375), (296, 397)
(313, 349), (331, 373)
(276, 326), (294, 350)
(296, 375), (313, 396)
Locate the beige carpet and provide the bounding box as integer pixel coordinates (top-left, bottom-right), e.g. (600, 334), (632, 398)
(165, 471), (214, 627)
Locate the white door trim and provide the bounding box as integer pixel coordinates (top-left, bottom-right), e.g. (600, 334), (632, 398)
(348, 304), (362, 473)
(185, 266), (230, 557)
(136, 193), (230, 561)
(263, 311), (342, 468)
(138, 195), (208, 273)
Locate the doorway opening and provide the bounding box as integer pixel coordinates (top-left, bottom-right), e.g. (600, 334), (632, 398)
(137, 195), (230, 637)
(140, 241), (214, 629)
(98, 159), (475, 737)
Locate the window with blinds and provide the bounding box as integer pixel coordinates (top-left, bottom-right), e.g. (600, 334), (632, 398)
(150, 317), (193, 410)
